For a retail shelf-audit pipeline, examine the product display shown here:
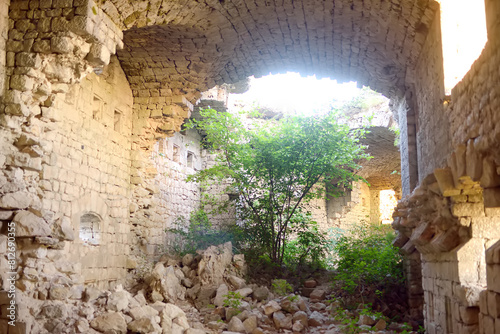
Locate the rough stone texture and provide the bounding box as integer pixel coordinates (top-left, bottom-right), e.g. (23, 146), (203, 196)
(1, 1), (500, 334)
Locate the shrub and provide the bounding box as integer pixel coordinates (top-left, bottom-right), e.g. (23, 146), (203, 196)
(271, 279), (293, 296)
(223, 291), (243, 308)
(282, 211), (330, 271)
(332, 224), (404, 306)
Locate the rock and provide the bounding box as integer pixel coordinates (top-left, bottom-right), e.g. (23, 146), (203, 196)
(273, 311), (293, 330)
(49, 285), (70, 300)
(196, 285), (217, 308)
(128, 318), (161, 333)
(310, 302), (326, 311)
(172, 323), (186, 334)
(308, 311), (325, 326)
(243, 315), (258, 333)
(0, 191), (32, 209)
(252, 328), (265, 334)
(134, 292), (148, 306)
(252, 286), (269, 301)
(229, 275), (247, 289)
(162, 303), (186, 319)
(292, 311), (308, 327)
(107, 290), (130, 312)
(280, 298), (299, 313)
(309, 288), (326, 301)
(228, 316), (246, 333)
(214, 284), (229, 307)
(297, 298), (308, 312)
(207, 320), (226, 331)
(84, 287), (102, 302)
(90, 312), (127, 334)
(152, 265), (186, 303)
(304, 279), (317, 288)
(182, 253), (195, 267)
(263, 300), (281, 315)
(13, 211), (51, 237)
(292, 321), (305, 332)
(174, 315), (190, 329)
(198, 242), (233, 285)
(41, 303), (67, 319)
(358, 314), (376, 326)
(233, 254), (247, 275)
(185, 329), (206, 334)
(236, 287), (253, 298)
(374, 319), (387, 330)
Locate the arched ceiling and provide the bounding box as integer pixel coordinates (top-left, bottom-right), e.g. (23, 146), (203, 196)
(97, 0), (439, 103)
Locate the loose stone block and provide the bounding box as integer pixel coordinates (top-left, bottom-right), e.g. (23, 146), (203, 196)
(434, 168), (460, 197)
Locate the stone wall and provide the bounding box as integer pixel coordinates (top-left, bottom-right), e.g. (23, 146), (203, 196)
(0, 0), (9, 94)
(326, 181), (372, 233)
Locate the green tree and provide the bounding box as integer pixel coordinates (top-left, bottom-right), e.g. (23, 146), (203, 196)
(186, 109), (369, 264)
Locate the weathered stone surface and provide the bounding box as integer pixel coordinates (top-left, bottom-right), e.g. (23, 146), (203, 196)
(263, 300), (281, 315)
(272, 311), (292, 330)
(13, 210), (51, 237)
(228, 316), (246, 333)
(90, 312), (127, 334)
(214, 283), (229, 307)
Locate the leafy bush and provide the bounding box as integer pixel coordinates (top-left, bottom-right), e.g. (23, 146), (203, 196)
(223, 291), (243, 308)
(282, 211), (330, 270)
(271, 279), (293, 296)
(165, 209), (242, 255)
(332, 224), (404, 305)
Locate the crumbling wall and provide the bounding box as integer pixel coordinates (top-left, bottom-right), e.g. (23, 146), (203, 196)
(0, 0), (9, 94)
(326, 181), (371, 233)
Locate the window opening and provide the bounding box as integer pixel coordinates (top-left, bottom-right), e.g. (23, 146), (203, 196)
(114, 110), (122, 132)
(93, 95), (103, 121)
(187, 151), (194, 168)
(80, 213), (101, 245)
(439, 0), (487, 94)
(173, 145), (180, 163)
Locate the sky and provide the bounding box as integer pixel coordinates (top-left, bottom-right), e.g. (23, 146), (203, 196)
(228, 72), (362, 115)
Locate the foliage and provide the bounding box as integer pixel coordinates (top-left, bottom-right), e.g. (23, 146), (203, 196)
(332, 224), (404, 305)
(281, 211), (330, 270)
(271, 279), (293, 296)
(223, 291), (243, 309)
(186, 108), (369, 264)
(165, 209), (242, 255)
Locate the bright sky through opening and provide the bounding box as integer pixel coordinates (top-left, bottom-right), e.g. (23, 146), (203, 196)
(229, 72), (362, 115)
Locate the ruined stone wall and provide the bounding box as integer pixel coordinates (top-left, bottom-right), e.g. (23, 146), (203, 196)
(413, 5), (451, 181)
(0, 0), (9, 94)
(391, 2), (500, 333)
(326, 181), (371, 233)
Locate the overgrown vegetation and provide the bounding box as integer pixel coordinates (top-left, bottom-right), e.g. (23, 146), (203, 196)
(185, 108), (369, 266)
(164, 209), (242, 255)
(331, 225), (405, 310)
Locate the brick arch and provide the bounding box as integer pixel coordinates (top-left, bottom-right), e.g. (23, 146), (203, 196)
(108, 0), (438, 104)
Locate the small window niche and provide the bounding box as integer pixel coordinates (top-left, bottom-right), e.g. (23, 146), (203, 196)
(114, 109), (122, 132)
(80, 213), (101, 246)
(187, 151), (194, 168)
(92, 95), (104, 121)
(158, 139), (165, 157)
(173, 145), (180, 163)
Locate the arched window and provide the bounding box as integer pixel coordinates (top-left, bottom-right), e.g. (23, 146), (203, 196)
(80, 213), (101, 245)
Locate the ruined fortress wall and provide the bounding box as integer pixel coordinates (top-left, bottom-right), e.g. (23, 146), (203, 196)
(326, 181), (371, 233)
(393, 2), (500, 333)
(0, 0), (9, 94)
(413, 7), (451, 182)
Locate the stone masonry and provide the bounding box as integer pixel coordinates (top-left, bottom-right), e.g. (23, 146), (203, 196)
(0, 0), (499, 333)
